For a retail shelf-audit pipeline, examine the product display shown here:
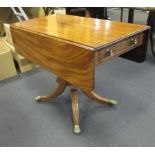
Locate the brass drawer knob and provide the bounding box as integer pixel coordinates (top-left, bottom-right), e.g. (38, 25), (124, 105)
(107, 49), (113, 56)
(130, 38), (137, 45)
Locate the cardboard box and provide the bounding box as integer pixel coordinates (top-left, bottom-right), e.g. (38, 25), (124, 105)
(4, 23), (14, 46)
(16, 57), (39, 73)
(54, 9), (66, 15)
(4, 40), (21, 62)
(0, 41), (17, 81)
(4, 41), (39, 73)
(0, 36), (6, 41)
(4, 24), (39, 73)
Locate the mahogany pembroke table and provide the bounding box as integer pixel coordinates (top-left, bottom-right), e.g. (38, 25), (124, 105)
(10, 14), (150, 134)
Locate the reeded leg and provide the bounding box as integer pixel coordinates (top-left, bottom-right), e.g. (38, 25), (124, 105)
(71, 88), (81, 134)
(35, 78), (67, 102)
(82, 90), (117, 105)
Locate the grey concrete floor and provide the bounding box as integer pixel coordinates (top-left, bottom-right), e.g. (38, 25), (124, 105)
(0, 8), (155, 147)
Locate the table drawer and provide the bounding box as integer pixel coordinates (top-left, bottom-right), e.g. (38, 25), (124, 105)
(122, 33), (141, 48)
(96, 33), (144, 64)
(98, 42), (122, 61)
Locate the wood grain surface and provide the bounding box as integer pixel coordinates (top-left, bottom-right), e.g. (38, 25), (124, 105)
(10, 26), (94, 90)
(95, 32), (144, 64)
(10, 15), (151, 134)
(10, 15), (150, 91)
(11, 14), (149, 50)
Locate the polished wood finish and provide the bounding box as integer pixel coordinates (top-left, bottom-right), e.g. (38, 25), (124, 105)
(10, 15), (150, 134)
(121, 30), (149, 62)
(35, 76), (117, 134)
(11, 14), (149, 50)
(121, 7), (155, 58)
(95, 32), (144, 64)
(35, 78), (67, 102)
(10, 14), (149, 91)
(82, 90), (117, 105)
(71, 88), (80, 134)
(10, 26), (94, 91)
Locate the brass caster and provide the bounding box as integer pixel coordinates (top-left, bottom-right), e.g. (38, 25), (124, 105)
(109, 99), (118, 106)
(74, 125), (81, 134)
(35, 96), (42, 102)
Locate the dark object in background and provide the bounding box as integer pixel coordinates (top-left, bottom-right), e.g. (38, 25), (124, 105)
(43, 7), (54, 15)
(66, 7), (110, 19)
(87, 7), (110, 19)
(147, 9), (155, 57)
(66, 8), (86, 17)
(121, 7), (155, 58)
(121, 30), (150, 63)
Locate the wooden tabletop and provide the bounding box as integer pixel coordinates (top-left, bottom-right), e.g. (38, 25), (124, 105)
(12, 14), (149, 50)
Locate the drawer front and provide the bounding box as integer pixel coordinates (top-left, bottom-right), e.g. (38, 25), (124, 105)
(122, 33), (141, 48)
(98, 42), (122, 61)
(96, 32), (144, 64)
